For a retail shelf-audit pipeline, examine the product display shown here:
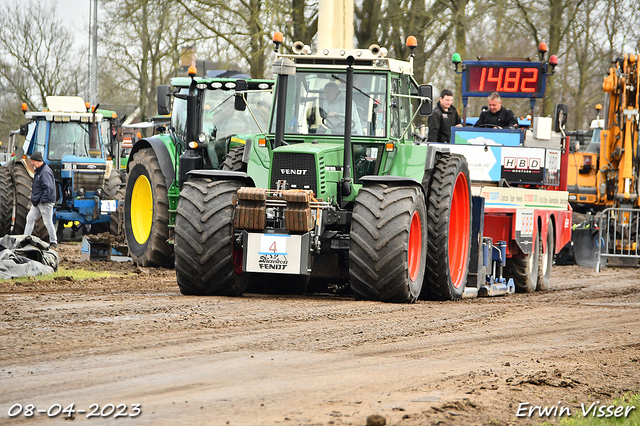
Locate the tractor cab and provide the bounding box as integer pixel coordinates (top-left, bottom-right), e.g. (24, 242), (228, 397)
(19, 96), (120, 231)
(249, 44), (433, 204)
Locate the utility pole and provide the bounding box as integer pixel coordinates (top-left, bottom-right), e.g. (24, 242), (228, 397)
(90, 0), (98, 105)
(317, 0), (353, 50)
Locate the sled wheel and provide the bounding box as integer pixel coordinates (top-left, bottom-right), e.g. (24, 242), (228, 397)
(537, 220), (554, 291)
(505, 228), (540, 293)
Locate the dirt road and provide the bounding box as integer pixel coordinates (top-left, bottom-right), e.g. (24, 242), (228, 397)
(0, 244), (639, 425)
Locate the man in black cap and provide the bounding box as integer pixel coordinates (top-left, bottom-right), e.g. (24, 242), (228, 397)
(24, 151), (58, 248)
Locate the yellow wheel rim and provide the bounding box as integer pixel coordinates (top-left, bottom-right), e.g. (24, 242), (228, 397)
(131, 175), (153, 244)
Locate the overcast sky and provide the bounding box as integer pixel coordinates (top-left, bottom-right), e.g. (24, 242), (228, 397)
(0, 0), (91, 48)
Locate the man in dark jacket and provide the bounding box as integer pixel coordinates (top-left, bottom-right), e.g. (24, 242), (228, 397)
(474, 92), (518, 129)
(24, 151), (58, 248)
(427, 89), (463, 143)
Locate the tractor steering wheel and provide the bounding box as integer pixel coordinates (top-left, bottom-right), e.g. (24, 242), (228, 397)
(322, 114), (355, 132)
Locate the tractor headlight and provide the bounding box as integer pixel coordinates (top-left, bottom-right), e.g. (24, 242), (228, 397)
(78, 187), (86, 197)
(63, 163), (72, 170)
(96, 188), (103, 197)
(198, 132), (206, 143)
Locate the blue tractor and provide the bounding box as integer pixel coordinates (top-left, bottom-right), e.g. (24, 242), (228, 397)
(0, 96), (124, 242)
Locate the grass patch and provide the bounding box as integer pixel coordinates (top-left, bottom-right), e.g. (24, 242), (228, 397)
(540, 393), (640, 425)
(6, 266), (121, 282)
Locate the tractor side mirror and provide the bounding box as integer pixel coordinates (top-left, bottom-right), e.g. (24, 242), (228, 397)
(554, 103), (568, 132)
(157, 85), (172, 116)
(418, 85), (433, 116)
(19, 123), (29, 136)
(235, 79), (248, 111)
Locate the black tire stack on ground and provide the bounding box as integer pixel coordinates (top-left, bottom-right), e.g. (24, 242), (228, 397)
(349, 183), (427, 303)
(423, 153), (472, 301)
(174, 178), (248, 296)
(125, 148), (172, 267)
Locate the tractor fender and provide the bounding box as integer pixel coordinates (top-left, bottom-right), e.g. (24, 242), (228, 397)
(359, 175), (424, 194)
(424, 144), (450, 172)
(128, 137), (175, 189)
(186, 170), (256, 187)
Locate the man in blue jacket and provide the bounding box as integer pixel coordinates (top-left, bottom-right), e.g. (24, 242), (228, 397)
(24, 151), (58, 249)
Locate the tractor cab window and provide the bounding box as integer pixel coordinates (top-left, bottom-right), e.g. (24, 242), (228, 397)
(390, 78), (400, 138)
(202, 87), (271, 141)
(171, 89), (188, 144)
(271, 71), (387, 137)
(100, 120), (114, 156)
(48, 122), (91, 161)
(23, 121), (43, 156)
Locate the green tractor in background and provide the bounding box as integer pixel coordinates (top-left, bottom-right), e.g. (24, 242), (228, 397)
(172, 37), (473, 302)
(125, 70), (274, 266)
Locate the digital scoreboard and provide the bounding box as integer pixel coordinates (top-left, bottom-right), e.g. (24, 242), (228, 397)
(461, 61), (548, 98)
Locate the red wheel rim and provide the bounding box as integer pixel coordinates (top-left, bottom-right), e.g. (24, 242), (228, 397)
(233, 248), (243, 275)
(448, 172), (470, 288)
(408, 211), (422, 281)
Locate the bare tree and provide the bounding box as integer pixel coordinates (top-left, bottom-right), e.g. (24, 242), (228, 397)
(512, 0), (586, 115)
(0, 0), (82, 109)
(175, 0), (280, 79)
(102, 0), (197, 120)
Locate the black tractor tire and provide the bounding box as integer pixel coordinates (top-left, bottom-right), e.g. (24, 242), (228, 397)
(504, 230), (540, 293)
(423, 153), (472, 301)
(349, 183), (427, 303)
(106, 168), (126, 236)
(0, 165), (14, 236)
(11, 162), (48, 241)
(125, 148), (173, 267)
(537, 220), (554, 291)
(174, 178), (248, 296)
(89, 168), (124, 236)
(221, 146), (247, 172)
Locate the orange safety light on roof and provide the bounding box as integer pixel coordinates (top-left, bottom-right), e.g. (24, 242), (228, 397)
(538, 42), (548, 53)
(406, 36), (417, 48)
(21, 103), (27, 112)
(85, 102), (90, 110)
(188, 66), (197, 77)
(273, 31), (283, 53)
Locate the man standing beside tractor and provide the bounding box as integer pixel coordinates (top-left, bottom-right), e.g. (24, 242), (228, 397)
(428, 88), (463, 143)
(23, 151), (58, 249)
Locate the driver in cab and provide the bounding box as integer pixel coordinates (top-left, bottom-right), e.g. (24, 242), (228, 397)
(474, 91), (518, 129)
(321, 82), (363, 135)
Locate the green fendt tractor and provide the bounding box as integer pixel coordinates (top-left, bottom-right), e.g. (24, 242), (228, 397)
(172, 36), (473, 302)
(125, 70), (274, 267)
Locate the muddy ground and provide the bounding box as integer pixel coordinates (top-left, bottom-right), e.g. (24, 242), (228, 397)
(0, 243), (638, 425)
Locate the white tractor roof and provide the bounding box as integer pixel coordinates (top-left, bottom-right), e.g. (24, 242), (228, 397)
(46, 96), (87, 113)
